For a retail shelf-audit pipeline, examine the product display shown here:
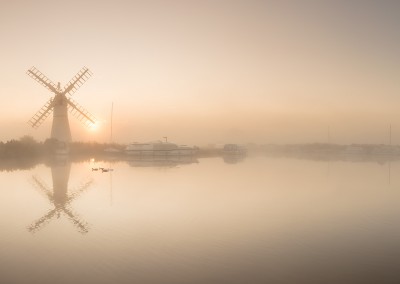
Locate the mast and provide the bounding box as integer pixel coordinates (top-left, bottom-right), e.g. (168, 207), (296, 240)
(328, 125), (330, 144)
(110, 102), (113, 144)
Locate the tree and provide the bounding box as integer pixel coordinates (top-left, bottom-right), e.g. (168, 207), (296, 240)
(19, 135), (37, 145)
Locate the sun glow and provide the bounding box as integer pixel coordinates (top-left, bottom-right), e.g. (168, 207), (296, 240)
(89, 122), (100, 132)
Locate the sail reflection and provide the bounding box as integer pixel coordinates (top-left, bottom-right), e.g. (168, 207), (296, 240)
(28, 160), (94, 234)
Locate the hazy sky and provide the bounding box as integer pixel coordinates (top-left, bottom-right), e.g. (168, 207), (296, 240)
(0, 0), (399, 145)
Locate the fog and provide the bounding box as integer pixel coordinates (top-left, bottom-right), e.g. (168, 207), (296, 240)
(0, 0), (399, 145)
(2, 2), (400, 283)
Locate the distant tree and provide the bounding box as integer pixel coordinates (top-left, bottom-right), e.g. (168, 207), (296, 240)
(19, 135), (37, 145)
(0, 141), (4, 157)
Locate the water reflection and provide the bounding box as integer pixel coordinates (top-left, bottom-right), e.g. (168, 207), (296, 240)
(28, 159), (93, 234)
(126, 155), (198, 168)
(223, 154), (246, 164)
(1, 155), (400, 283)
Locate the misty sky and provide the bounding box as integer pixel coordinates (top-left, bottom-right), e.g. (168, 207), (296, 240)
(0, 0), (399, 145)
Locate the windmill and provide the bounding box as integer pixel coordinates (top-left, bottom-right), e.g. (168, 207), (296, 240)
(28, 162), (94, 234)
(26, 66), (97, 143)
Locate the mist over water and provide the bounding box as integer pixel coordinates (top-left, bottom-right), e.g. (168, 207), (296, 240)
(1, 0), (400, 283)
(1, 155), (400, 283)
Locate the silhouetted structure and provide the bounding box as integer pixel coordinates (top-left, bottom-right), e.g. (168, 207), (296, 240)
(26, 67), (96, 145)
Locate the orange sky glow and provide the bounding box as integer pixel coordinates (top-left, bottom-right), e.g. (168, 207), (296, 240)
(0, 0), (399, 145)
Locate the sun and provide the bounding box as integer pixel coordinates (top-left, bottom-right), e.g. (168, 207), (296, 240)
(89, 122), (100, 132)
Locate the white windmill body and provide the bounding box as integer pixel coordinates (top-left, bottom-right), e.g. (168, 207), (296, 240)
(51, 92), (72, 142)
(27, 67), (96, 144)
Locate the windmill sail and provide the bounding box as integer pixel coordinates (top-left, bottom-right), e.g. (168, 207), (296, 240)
(63, 67), (92, 96)
(67, 97), (97, 128)
(62, 207), (89, 234)
(27, 66), (96, 143)
(28, 98), (54, 129)
(67, 178), (94, 202)
(28, 208), (58, 233)
(27, 67), (58, 93)
(31, 175), (54, 202)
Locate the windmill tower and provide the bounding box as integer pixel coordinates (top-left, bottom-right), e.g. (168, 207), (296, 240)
(27, 66), (96, 143)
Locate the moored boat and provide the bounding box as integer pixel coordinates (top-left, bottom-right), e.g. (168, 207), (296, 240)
(125, 141), (196, 156)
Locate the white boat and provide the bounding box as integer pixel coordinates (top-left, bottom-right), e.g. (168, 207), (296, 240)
(125, 141), (196, 156)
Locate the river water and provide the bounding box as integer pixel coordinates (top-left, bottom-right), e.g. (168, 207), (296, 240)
(1, 155), (400, 283)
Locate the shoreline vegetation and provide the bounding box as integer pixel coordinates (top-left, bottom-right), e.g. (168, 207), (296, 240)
(0, 136), (125, 159)
(1, 135), (400, 172)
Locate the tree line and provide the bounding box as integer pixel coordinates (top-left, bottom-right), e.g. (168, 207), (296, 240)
(0, 136), (125, 158)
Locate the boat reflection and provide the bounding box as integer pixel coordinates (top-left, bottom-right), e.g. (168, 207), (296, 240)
(127, 155), (198, 168)
(28, 159), (94, 234)
(223, 154), (246, 164)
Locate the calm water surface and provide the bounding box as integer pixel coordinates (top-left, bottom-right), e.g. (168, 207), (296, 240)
(1, 156), (400, 283)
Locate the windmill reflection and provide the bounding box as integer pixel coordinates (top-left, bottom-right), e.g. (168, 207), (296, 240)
(28, 161), (94, 234)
